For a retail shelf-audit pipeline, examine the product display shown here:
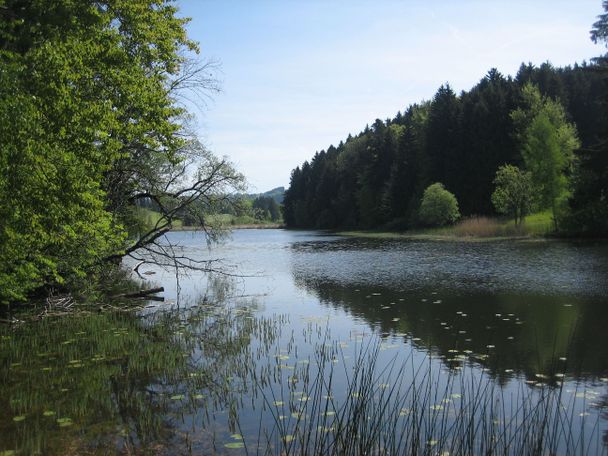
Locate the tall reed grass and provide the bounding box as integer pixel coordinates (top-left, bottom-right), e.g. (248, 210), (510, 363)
(253, 338), (603, 455)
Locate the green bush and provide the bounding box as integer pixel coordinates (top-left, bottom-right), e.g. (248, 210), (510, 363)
(418, 183), (460, 227)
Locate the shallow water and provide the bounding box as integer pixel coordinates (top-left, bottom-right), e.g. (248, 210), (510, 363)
(1, 229), (607, 454)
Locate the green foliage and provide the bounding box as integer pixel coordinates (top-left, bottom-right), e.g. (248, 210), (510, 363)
(491, 165), (534, 225)
(418, 183), (460, 227)
(252, 196), (282, 222)
(0, 1), (234, 303)
(591, 0), (608, 45)
(0, 48), (126, 303)
(511, 84), (580, 229)
(564, 1), (608, 236)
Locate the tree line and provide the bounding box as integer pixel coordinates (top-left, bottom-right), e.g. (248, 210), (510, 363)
(284, 11), (608, 236)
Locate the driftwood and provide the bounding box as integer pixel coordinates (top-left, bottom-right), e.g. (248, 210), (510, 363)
(111, 287), (164, 299)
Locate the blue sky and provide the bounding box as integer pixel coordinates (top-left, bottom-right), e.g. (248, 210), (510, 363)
(177, 0), (604, 192)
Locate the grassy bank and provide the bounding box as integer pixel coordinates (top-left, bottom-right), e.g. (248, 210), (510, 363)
(339, 212), (554, 241)
(135, 209), (283, 231)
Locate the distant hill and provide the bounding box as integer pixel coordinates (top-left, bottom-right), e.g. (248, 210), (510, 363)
(246, 187), (285, 204)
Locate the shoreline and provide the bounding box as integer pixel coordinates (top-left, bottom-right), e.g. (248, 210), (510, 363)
(335, 230), (546, 242)
(172, 223), (285, 231)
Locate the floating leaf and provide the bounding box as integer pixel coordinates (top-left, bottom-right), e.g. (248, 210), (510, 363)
(170, 394), (185, 400)
(230, 434), (243, 440)
(57, 417), (73, 427)
(12, 416), (26, 422)
(273, 401), (284, 406)
(283, 435), (294, 443)
(193, 394), (204, 400)
(43, 410), (56, 417)
(224, 442), (245, 449)
(321, 411), (335, 416)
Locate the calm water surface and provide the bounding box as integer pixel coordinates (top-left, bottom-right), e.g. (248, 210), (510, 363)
(1, 229), (608, 454)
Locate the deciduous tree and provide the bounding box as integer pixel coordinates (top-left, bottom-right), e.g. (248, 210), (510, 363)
(491, 165), (534, 225)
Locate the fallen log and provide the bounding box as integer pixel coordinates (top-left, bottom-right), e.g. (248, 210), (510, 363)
(111, 287), (164, 299)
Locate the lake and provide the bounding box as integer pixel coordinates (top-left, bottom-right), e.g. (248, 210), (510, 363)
(1, 229), (608, 455)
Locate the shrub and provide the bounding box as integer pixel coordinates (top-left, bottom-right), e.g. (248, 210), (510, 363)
(418, 183), (460, 226)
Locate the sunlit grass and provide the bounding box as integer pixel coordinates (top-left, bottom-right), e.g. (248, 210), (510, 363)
(340, 211), (555, 240)
(133, 206), (183, 229)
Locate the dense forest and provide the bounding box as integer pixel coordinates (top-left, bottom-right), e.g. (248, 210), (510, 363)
(284, 32), (608, 235)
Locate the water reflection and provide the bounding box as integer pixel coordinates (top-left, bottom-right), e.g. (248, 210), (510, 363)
(1, 230), (607, 454)
(0, 281), (282, 455)
(292, 278), (608, 382)
(290, 236), (608, 382)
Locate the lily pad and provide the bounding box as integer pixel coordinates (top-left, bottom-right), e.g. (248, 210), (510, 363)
(224, 442), (245, 449)
(12, 415), (26, 422)
(43, 410), (56, 417)
(57, 417), (73, 427)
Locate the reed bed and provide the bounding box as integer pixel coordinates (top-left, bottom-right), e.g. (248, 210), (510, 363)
(253, 337), (604, 456)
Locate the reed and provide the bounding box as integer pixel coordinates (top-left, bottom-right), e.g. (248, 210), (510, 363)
(255, 336), (602, 455)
